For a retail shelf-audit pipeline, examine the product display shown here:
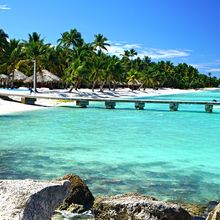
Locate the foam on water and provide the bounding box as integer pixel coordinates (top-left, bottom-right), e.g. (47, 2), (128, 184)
(0, 90), (220, 204)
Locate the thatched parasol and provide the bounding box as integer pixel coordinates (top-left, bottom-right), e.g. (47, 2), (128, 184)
(9, 69), (27, 82)
(0, 74), (9, 80)
(24, 69), (61, 84)
(0, 74), (9, 86)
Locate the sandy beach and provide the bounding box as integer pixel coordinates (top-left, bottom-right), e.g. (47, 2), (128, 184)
(0, 87), (205, 115)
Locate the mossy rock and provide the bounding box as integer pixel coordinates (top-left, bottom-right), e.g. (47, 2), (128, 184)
(57, 174), (94, 212)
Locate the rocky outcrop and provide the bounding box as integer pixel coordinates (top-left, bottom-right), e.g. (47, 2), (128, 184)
(0, 179), (71, 220)
(57, 174), (94, 213)
(206, 203), (220, 220)
(93, 193), (192, 220)
(182, 201), (218, 220)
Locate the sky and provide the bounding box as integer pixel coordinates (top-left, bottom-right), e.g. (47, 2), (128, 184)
(0, 0), (220, 77)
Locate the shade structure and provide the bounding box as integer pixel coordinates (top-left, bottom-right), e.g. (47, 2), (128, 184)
(24, 69), (61, 84)
(9, 69), (27, 82)
(0, 74), (9, 86)
(0, 74), (9, 80)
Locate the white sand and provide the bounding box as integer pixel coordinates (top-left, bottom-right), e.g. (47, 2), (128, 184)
(0, 99), (44, 115)
(0, 87), (203, 115)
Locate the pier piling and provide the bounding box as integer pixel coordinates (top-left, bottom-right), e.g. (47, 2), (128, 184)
(21, 97), (36, 105)
(205, 104), (213, 113)
(135, 102), (145, 110)
(169, 103), (179, 111)
(105, 101), (116, 109)
(76, 100), (89, 108)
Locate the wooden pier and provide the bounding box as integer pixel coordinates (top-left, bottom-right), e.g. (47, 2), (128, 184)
(0, 92), (220, 113)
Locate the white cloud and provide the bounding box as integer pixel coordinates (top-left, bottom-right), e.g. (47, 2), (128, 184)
(0, 4), (11, 10)
(123, 44), (141, 49)
(208, 68), (220, 72)
(138, 48), (190, 59)
(190, 60), (220, 74)
(190, 63), (208, 69)
(106, 42), (191, 59)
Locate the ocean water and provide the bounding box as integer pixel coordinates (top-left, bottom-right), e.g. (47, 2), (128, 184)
(0, 90), (220, 204)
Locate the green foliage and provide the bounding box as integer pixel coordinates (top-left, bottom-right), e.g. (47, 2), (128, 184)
(0, 28), (219, 90)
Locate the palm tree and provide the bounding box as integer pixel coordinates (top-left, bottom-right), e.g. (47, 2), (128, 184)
(27, 32), (44, 44)
(0, 39), (23, 72)
(92, 34), (110, 55)
(208, 72), (212, 87)
(0, 39), (25, 88)
(64, 58), (88, 91)
(156, 61), (175, 87)
(106, 55), (123, 90)
(16, 32), (51, 91)
(58, 29), (83, 49)
(139, 66), (159, 90)
(126, 69), (140, 91)
(89, 54), (106, 91)
(122, 49), (137, 60)
(0, 29), (9, 54)
(122, 49), (137, 69)
(129, 49), (137, 58)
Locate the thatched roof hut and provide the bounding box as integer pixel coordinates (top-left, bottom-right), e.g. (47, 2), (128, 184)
(0, 74), (9, 86)
(24, 69), (61, 88)
(0, 74), (9, 80)
(9, 69), (28, 82)
(24, 70), (61, 83)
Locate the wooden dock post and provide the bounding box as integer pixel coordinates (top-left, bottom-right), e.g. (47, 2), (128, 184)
(105, 101), (116, 109)
(135, 102), (145, 110)
(76, 100), (89, 108)
(205, 104), (213, 113)
(169, 103), (179, 111)
(21, 97), (36, 105)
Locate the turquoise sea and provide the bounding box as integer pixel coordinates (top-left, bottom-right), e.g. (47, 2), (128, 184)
(0, 90), (220, 204)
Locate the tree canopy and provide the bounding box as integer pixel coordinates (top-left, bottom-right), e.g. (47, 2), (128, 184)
(0, 28), (219, 90)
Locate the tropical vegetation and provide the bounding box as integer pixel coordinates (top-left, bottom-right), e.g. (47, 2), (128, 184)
(0, 28), (219, 90)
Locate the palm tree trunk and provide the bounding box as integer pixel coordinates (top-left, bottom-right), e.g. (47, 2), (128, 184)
(99, 81), (105, 92)
(69, 84), (74, 92)
(113, 83), (116, 91)
(92, 80), (96, 92)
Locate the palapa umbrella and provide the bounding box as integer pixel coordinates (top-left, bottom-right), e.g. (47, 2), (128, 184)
(0, 74), (9, 86)
(24, 69), (61, 83)
(0, 74), (9, 80)
(9, 69), (27, 82)
(24, 69), (61, 88)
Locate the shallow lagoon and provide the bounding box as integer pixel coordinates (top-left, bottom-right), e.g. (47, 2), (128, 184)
(0, 90), (220, 204)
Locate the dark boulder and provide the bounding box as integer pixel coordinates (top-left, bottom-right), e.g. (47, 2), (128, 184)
(57, 174), (94, 213)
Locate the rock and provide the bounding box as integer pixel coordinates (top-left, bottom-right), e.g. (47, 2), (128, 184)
(57, 174), (94, 213)
(0, 179), (71, 220)
(181, 201), (219, 220)
(52, 210), (94, 220)
(206, 203), (220, 220)
(181, 203), (206, 219)
(93, 193), (192, 220)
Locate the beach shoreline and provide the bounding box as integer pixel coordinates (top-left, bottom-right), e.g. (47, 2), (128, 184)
(0, 87), (216, 115)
